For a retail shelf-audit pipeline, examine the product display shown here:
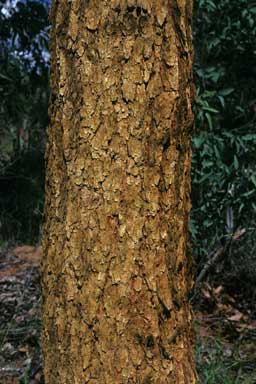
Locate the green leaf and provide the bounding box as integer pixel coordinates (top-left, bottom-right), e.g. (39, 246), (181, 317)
(193, 136), (204, 149)
(218, 95), (225, 107)
(233, 155), (239, 170)
(251, 175), (256, 187)
(219, 88), (234, 96)
(205, 112), (213, 130)
(242, 134), (256, 141)
(242, 190), (255, 198)
(202, 106), (219, 113)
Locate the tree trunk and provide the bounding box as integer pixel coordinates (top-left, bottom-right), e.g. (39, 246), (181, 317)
(42, 1), (196, 383)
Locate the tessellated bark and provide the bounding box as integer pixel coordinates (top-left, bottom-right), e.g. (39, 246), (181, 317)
(42, 1), (196, 382)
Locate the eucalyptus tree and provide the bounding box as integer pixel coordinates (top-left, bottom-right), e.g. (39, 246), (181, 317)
(42, 1), (196, 383)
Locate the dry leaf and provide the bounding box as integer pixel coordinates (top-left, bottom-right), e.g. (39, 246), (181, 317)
(13, 245), (42, 266)
(18, 346), (28, 353)
(214, 285), (223, 295)
(228, 311), (243, 322)
(202, 289), (211, 299)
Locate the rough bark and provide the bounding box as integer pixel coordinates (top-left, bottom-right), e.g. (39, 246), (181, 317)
(42, 1), (196, 383)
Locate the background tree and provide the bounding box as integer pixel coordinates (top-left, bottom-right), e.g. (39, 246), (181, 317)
(42, 1), (196, 383)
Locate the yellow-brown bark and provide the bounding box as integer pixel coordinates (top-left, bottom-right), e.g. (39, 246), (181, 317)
(42, 1), (196, 383)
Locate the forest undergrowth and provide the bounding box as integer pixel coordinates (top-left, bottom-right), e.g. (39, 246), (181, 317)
(0, 246), (255, 384)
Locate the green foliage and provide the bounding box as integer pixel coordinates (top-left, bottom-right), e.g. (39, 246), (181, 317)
(196, 338), (256, 384)
(0, 1), (49, 155)
(0, 1), (49, 244)
(0, 151), (44, 242)
(191, 0), (256, 285)
(196, 339), (235, 384)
